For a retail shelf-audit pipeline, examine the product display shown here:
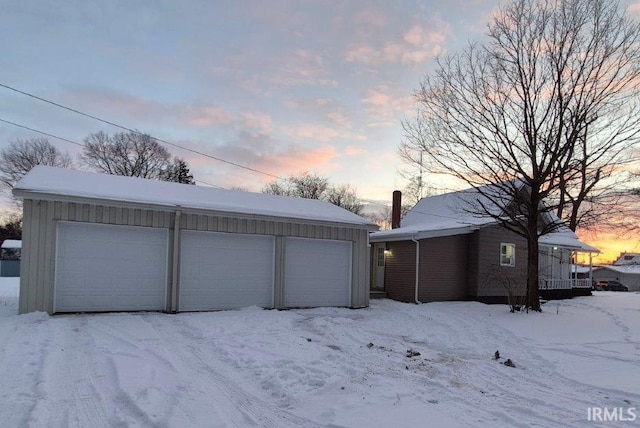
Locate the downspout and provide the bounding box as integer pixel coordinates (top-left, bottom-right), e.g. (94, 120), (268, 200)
(170, 208), (181, 313)
(412, 237), (421, 304)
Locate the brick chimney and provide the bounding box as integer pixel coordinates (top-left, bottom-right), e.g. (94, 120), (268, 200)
(391, 190), (402, 229)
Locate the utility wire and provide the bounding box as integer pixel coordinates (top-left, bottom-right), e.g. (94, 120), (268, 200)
(0, 117), (83, 147)
(0, 116), (224, 189)
(0, 82), (284, 180)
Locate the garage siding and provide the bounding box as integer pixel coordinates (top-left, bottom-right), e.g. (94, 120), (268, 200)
(19, 199), (371, 314)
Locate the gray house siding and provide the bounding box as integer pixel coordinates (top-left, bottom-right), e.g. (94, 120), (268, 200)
(472, 225), (527, 300)
(20, 198), (370, 314)
(373, 225), (527, 304)
(418, 235), (469, 302)
(383, 241), (416, 302)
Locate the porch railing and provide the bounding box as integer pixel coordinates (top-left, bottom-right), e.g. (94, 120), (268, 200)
(538, 278), (592, 290)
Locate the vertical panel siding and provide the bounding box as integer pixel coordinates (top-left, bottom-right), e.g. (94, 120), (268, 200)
(418, 235), (469, 302)
(20, 198), (371, 313)
(19, 200), (33, 313)
(384, 241), (417, 303)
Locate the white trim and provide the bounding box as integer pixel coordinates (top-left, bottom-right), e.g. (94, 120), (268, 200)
(500, 242), (516, 267)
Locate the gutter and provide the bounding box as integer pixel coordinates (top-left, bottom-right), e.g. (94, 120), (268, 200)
(170, 208), (181, 313)
(412, 237), (421, 304)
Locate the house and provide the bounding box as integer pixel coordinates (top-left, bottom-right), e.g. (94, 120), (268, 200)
(13, 166), (377, 314)
(0, 239), (21, 277)
(370, 188), (598, 304)
(612, 253), (640, 265)
(593, 253), (640, 291)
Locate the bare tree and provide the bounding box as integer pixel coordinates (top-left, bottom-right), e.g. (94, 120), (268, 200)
(400, 0), (640, 311)
(325, 185), (364, 215)
(261, 172), (364, 214)
(262, 172), (328, 198)
(289, 172), (329, 199)
(0, 138), (72, 190)
(160, 158), (195, 184)
(81, 131), (171, 179)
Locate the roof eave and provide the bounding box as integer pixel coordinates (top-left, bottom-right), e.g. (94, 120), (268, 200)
(14, 189), (379, 230)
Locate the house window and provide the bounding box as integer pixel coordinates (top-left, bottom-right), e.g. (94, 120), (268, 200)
(500, 243), (515, 267)
(377, 247), (385, 267)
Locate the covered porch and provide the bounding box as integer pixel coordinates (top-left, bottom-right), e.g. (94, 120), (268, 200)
(538, 234), (599, 299)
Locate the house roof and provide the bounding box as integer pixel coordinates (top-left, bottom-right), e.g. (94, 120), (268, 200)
(371, 186), (503, 241)
(13, 166), (378, 228)
(1, 240), (21, 249)
(538, 227), (599, 252)
(595, 265), (640, 275)
(613, 253), (640, 266)
(371, 185), (598, 252)
(570, 264), (593, 274)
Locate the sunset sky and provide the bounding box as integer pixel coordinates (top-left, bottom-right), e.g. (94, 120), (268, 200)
(0, 0), (638, 262)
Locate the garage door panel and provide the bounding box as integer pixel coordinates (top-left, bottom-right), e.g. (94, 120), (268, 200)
(284, 238), (351, 308)
(55, 222), (168, 313)
(179, 231), (274, 311)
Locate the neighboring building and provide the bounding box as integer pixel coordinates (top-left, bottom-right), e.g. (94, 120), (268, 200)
(0, 239), (21, 277)
(592, 252), (640, 292)
(13, 166), (377, 314)
(569, 264), (593, 279)
(613, 253), (640, 266)
(593, 266), (640, 292)
(370, 187), (598, 304)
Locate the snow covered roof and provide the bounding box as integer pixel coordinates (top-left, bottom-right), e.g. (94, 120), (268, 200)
(371, 186), (504, 241)
(613, 253), (640, 266)
(371, 185), (598, 252)
(570, 264), (592, 274)
(538, 227), (599, 253)
(595, 265), (640, 275)
(13, 166), (377, 228)
(1, 240), (21, 249)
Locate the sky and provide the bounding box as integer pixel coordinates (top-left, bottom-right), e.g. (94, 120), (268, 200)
(0, 0), (638, 262)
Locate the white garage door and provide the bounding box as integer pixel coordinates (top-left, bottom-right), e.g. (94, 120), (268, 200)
(284, 238), (352, 307)
(55, 222), (168, 313)
(179, 231), (274, 311)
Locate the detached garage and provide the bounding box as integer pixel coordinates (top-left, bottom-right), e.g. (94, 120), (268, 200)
(14, 166), (377, 314)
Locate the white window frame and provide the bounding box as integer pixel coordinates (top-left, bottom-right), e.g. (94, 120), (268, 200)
(500, 242), (516, 267)
(376, 247), (385, 267)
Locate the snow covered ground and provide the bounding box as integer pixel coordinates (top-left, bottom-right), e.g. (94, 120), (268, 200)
(0, 278), (638, 427)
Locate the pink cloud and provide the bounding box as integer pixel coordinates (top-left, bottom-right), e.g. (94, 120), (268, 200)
(345, 145), (367, 156)
(345, 19), (449, 65)
(269, 49), (337, 87)
(185, 106), (235, 127)
(629, 2), (640, 16)
(281, 123), (343, 142)
(63, 87), (165, 120)
(241, 112), (273, 134)
(362, 84), (414, 127)
(355, 10), (387, 29)
(200, 141), (339, 191)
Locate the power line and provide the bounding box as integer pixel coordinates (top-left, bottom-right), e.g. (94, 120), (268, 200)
(0, 82), (284, 180)
(0, 117), (83, 147)
(0, 116), (223, 188)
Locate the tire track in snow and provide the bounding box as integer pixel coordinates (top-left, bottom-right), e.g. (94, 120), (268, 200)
(0, 313), (53, 427)
(27, 315), (128, 428)
(150, 314), (322, 428)
(86, 314), (188, 427)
